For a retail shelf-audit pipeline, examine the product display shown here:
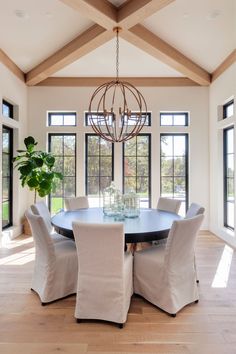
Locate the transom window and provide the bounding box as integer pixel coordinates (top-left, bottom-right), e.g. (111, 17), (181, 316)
(160, 134), (188, 215)
(160, 112), (188, 126)
(123, 134), (151, 208)
(223, 100), (234, 119)
(2, 100), (14, 119)
(48, 134), (76, 214)
(48, 112), (76, 126)
(223, 127), (234, 230)
(86, 134), (114, 207)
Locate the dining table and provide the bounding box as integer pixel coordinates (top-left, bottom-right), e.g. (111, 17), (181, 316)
(51, 207), (181, 244)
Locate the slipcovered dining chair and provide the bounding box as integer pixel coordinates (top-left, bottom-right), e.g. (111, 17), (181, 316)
(65, 196), (89, 211)
(157, 197), (181, 214)
(25, 209), (78, 305)
(185, 203), (205, 283)
(31, 201), (67, 244)
(72, 222), (133, 327)
(134, 214), (204, 316)
(185, 203), (205, 219)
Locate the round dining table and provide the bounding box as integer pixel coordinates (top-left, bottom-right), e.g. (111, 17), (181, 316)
(51, 207), (181, 244)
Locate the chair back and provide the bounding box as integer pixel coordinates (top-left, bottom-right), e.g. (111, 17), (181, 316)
(65, 196), (89, 211)
(164, 215), (204, 274)
(185, 203), (205, 219)
(73, 222), (124, 278)
(31, 201), (52, 233)
(157, 197), (181, 214)
(25, 209), (55, 263)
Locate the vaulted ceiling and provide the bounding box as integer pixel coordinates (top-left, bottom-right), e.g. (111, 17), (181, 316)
(0, 0), (235, 86)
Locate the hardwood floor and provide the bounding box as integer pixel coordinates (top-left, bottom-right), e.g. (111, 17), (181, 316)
(0, 232), (236, 354)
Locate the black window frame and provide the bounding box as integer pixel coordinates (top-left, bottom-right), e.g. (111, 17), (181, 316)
(122, 133), (151, 208)
(48, 133), (77, 213)
(85, 133), (114, 205)
(223, 100), (234, 119)
(160, 112), (189, 126)
(85, 112), (151, 126)
(160, 133), (189, 213)
(2, 125), (13, 229)
(48, 112), (77, 126)
(2, 100), (14, 119)
(223, 126), (234, 230)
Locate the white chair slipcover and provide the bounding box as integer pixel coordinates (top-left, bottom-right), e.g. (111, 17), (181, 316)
(65, 196), (89, 211)
(134, 214), (204, 316)
(157, 197), (181, 214)
(25, 209), (78, 304)
(31, 201), (67, 244)
(185, 203), (205, 219)
(185, 203), (205, 282)
(72, 222), (133, 326)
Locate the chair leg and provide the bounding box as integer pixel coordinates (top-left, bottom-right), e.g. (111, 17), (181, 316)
(76, 318), (82, 323)
(195, 300), (199, 303)
(194, 253), (199, 283)
(41, 302), (46, 306)
(118, 323), (124, 329)
(171, 313), (176, 318)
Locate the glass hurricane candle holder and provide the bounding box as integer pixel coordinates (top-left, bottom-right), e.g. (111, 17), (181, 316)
(123, 191), (140, 218)
(103, 182), (122, 217)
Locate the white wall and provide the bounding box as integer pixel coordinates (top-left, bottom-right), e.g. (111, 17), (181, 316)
(0, 63), (28, 238)
(209, 63), (236, 247)
(28, 85), (209, 229)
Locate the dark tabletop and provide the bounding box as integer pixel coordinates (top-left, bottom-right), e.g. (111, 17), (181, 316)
(51, 207), (181, 243)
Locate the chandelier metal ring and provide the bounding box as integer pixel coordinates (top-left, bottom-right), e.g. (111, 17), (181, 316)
(88, 27), (148, 143)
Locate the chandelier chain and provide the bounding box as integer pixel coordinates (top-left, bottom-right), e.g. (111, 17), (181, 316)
(116, 28), (119, 82)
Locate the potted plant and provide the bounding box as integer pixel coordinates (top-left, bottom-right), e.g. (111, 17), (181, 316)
(13, 136), (63, 234)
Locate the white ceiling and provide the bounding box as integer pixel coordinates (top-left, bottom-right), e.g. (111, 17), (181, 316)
(0, 0), (92, 72)
(53, 37), (183, 77)
(0, 0), (235, 76)
(142, 0), (235, 72)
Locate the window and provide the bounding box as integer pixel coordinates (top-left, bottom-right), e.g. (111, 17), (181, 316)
(224, 127), (234, 230)
(223, 100), (234, 119)
(86, 134), (114, 207)
(160, 134), (188, 215)
(160, 112), (188, 126)
(2, 100), (14, 119)
(2, 126), (13, 229)
(123, 134), (151, 208)
(85, 112), (151, 126)
(48, 134), (76, 214)
(48, 112), (76, 126)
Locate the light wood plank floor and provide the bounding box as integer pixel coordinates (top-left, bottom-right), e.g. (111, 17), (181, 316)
(0, 232), (236, 354)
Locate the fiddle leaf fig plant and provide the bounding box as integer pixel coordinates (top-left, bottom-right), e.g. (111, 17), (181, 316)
(13, 136), (63, 203)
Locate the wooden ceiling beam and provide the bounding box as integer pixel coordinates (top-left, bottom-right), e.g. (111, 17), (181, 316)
(118, 0), (175, 28)
(0, 49), (25, 82)
(60, 0), (117, 29)
(36, 77), (199, 87)
(121, 24), (211, 86)
(212, 49), (236, 82)
(25, 25), (113, 86)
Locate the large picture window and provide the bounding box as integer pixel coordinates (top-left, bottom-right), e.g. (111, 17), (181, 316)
(160, 134), (188, 215)
(224, 127), (234, 230)
(123, 134), (151, 208)
(48, 134), (76, 214)
(86, 134), (114, 207)
(2, 126), (13, 229)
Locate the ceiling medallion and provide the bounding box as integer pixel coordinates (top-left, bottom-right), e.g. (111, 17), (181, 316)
(88, 27), (147, 143)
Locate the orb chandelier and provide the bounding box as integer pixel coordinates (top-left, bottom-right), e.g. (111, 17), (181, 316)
(88, 27), (148, 143)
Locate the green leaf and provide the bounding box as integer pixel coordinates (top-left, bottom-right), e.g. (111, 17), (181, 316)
(24, 136), (36, 148)
(54, 172), (63, 180)
(39, 179), (51, 190)
(33, 157), (44, 167)
(16, 149), (26, 153)
(45, 155), (55, 167)
(19, 162), (34, 176)
(27, 177), (39, 188)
